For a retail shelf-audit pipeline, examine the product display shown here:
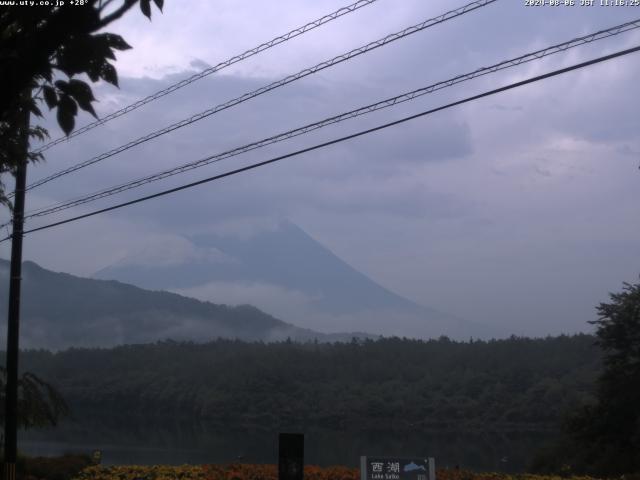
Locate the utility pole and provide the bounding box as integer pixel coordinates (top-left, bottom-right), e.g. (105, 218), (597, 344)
(3, 100), (29, 480)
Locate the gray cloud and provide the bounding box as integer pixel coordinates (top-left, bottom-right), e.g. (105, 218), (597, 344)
(2, 0), (639, 337)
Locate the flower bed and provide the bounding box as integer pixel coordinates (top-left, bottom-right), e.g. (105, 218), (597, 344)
(70, 465), (605, 480)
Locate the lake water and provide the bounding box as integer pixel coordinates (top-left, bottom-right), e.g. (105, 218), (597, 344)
(19, 413), (557, 472)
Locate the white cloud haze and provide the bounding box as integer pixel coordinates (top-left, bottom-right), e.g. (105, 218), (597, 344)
(2, 0), (639, 337)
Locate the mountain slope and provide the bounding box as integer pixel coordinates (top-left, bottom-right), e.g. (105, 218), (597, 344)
(0, 259), (364, 350)
(97, 221), (423, 313)
(95, 221), (492, 339)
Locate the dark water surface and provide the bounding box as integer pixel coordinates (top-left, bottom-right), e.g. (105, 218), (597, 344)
(19, 414), (557, 472)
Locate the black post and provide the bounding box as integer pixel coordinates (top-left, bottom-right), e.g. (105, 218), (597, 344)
(278, 432), (304, 480)
(3, 105), (29, 480)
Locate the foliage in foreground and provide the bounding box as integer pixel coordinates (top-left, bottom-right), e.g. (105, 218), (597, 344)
(534, 280), (640, 476)
(0, 366), (68, 430)
(0, 0), (163, 206)
(3, 453), (92, 480)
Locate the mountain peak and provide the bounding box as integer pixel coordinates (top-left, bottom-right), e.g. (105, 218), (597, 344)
(95, 220), (492, 339)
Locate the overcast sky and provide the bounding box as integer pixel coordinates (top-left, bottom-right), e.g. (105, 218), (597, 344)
(2, 0), (639, 336)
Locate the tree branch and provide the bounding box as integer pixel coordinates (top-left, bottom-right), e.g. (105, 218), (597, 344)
(98, 0), (118, 13)
(97, 0), (138, 28)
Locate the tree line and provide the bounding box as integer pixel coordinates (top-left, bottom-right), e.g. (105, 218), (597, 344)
(14, 334), (600, 432)
(3, 279), (638, 476)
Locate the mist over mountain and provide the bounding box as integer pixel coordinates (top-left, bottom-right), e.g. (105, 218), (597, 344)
(95, 220), (495, 339)
(0, 259), (371, 350)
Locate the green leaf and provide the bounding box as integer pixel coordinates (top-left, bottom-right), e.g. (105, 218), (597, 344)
(100, 63), (118, 87)
(55, 33), (117, 76)
(152, 0), (163, 11)
(80, 102), (98, 119)
(103, 46), (116, 61)
(97, 33), (132, 51)
(42, 85), (57, 109)
(29, 102), (43, 118)
(54, 79), (70, 94)
(140, 0), (151, 19)
(91, 34), (116, 60)
(67, 79), (96, 102)
(28, 125), (49, 143)
(61, 94), (78, 116)
(57, 108), (74, 136)
(55, 36), (94, 77)
(86, 61), (102, 82)
(67, 79), (98, 119)
(41, 69), (52, 83)
(57, 94), (77, 136)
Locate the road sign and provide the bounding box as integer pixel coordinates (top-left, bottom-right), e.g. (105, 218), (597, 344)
(360, 457), (435, 480)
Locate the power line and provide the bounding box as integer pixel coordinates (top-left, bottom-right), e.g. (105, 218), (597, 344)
(4, 44), (637, 243)
(20, 0), (497, 195)
(32, 0), (381, 155)
(18, 18), (640, 221)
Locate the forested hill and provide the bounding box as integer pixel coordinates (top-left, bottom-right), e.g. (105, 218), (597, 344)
(0, 259), (372, 349)
(16, 335), (600, 432)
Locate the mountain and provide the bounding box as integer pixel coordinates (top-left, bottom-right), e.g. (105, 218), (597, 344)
(0, 259), (371, 350)
(94, 220), (493, 339)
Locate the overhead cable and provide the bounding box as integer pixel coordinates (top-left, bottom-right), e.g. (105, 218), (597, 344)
(20, 18), (640, 221)
(20, 0), (497, 195)
(4, 44), (637, 242)
(33, 0), (382, 154)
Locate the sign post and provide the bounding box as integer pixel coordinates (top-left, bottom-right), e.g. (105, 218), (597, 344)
(91, 450), (102, 465)
(360, 457), (435, 480)
(278, 433), (304, 480)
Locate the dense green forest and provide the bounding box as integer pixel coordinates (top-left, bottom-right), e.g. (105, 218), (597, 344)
(13, 335), (600, 432)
